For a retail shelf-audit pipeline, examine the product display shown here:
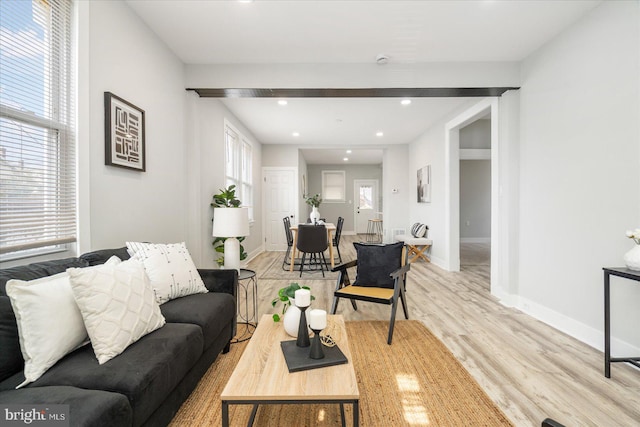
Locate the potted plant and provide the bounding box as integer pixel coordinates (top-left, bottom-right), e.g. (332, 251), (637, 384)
(303, 193), (322, 223)
(271, 283), (315, 337)
(211, 185), (247, 266)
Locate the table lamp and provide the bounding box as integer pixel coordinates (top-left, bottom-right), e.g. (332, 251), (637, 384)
(212, 207), (250, 271)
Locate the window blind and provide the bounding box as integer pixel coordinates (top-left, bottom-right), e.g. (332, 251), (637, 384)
(0, 0), (76, 256)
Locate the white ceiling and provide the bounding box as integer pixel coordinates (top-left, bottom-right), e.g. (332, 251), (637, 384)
(126, 0), (602, 164)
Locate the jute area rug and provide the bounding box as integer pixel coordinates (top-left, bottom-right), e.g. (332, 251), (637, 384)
(169, 320), (513, 426)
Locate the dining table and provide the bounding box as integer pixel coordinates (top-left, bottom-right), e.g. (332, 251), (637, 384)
(289, 222), (336, 272)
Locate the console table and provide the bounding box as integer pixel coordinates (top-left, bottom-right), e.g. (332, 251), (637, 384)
(602, 267), (640, 378)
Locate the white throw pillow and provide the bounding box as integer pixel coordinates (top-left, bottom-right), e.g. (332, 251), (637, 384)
(67, 258), (165, 365)
(6, 271), (91, 388)
(126, 242), (208, 304)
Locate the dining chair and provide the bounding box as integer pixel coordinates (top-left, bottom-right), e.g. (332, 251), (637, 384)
(331, 241), (410, 344)
(282, 216), (294, 270)
(296, 224), (329, 277)
(332, 216), (344, 264)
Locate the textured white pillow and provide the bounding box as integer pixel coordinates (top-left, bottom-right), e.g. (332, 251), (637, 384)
(67, 258), (165, 364)
(126, 242), (208, 304)
(6, 271), (90, 388)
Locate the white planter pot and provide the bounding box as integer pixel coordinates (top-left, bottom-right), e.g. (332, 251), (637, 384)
(624, 244), (640, 271)
(283, 302), (301, 337)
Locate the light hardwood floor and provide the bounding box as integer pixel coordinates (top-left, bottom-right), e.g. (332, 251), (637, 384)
(244, 235), (640, 427)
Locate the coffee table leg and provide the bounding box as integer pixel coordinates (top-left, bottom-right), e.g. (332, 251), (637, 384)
(222, 401), (229, 427)
(339, 403), (346, 427)
(247, 404), (259, 427)
(353, 400), (359, 427)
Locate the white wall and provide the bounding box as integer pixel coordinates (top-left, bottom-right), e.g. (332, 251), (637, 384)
(407, 99), (483, 267)
(460, 160), (491, 240)
(79, 1), (188, 251)
(382, 145), (410, 244)
(186, 62), (520, 89)
(186, 98), (263, 268)
(517, 1), (640, 351)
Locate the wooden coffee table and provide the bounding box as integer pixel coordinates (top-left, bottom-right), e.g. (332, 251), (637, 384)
(221, 314), (360, 426)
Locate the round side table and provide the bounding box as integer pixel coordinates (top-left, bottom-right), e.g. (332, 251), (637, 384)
(233, 268), (258, 343)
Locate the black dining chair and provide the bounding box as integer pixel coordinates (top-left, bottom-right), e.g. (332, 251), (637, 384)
(296, 224), (329, 277)
(282, 216), (295, 270)
(332, 216), (344, 264)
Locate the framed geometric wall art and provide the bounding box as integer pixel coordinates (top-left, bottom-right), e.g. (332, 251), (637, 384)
(104, 92), (146, 171)
(417, 164), (431, 203)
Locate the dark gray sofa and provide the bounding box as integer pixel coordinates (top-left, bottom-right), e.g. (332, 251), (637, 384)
(0, 248), (237, 427)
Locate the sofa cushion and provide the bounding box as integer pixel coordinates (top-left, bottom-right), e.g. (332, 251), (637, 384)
(160, 292), (235, 349)
(0, 386), (132, 427)
(0, 257), (88, 296)
(0, 296), (22, 383)
(80, 247), (130, 266)
(67, 258), (165, 364)
(6, 271), (90, 388)
(28, 323), (204, 427)
(126, 242), (208, 304)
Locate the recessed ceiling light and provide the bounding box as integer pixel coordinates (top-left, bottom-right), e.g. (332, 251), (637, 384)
(376, 131), (384, 137)
(401, 99), (412, 106)
(292, 132), (300, 137)
(346, 150), (352, 154)
(343, 157), (349, 161)
(278, 99), (287, 106)
(238, 0), (253, 3)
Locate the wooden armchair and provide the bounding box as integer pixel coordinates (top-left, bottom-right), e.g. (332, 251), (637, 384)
(330, 242), (410, 344)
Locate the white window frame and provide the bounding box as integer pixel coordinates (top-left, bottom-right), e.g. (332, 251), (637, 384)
(322, 170), (346, 203)
(0, 0), (76, 261)
(224, 119), (254, 220)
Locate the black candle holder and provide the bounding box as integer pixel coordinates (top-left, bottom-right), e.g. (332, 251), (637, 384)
(309, 328), (325, 359)
(296, 306), (310, 348)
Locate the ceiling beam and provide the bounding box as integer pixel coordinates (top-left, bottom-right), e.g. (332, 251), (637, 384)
(186, 87), (520, 98)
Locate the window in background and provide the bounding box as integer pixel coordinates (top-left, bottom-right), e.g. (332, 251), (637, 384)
(0, 0), (76, 260)
(224, 120), (253, 220)
(322, 170), (345, 202)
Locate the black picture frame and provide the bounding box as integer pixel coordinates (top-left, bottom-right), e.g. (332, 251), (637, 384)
(104, 92), (146, 171)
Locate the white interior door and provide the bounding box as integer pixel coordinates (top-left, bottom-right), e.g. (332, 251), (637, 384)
(354, 179), (379, 234)
(263, 168), (297, 251)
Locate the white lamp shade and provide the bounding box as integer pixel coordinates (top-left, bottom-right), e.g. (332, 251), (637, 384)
(212, 207), (250, 238)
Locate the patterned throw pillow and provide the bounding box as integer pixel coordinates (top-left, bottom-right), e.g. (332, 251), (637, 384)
(411, 223), (429, 238)
(67, 258), (165, 364)
(126, 242), (208, 304)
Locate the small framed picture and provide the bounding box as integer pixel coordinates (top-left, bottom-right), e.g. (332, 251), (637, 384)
(417, 165), (431, 203)
(104, 92), (145, 171)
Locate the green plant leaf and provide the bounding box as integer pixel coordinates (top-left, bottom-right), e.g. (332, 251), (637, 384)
(273, 313), (280, 322)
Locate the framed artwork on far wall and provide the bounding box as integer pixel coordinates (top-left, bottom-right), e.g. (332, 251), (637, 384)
(417, 165), (431, 203)
(104, 92), (146, 171)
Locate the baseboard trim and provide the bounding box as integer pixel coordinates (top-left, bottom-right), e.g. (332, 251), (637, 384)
(511, 294), (640, 357)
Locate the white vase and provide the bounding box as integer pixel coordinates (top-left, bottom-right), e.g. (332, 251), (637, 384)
(282, 301), (301, 337)
(309, 206), (321, 224)
(624, 244), (640, 271)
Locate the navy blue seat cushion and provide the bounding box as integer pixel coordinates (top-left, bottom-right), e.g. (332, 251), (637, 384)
(0, 296), (22, 383)
(0, 386), (132, 427)
(79, 247), (130, 266)
(160, 292), (235, 350)
(24, 323), (204, 427)
(0, 257), (87, 296)
(353, 241), (404, 288)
